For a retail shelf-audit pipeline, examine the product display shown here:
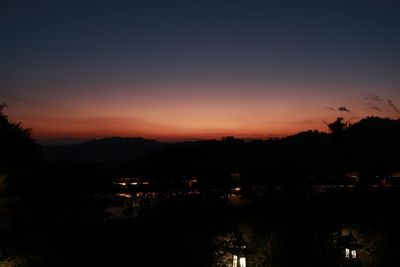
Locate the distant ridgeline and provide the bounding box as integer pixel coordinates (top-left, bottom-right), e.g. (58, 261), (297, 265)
(42, 137), (168, 163)
(40, 117), (400, 185)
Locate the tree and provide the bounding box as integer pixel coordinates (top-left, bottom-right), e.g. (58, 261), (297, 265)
(328, 117), (347, 134)
(0, 103), (38, 193)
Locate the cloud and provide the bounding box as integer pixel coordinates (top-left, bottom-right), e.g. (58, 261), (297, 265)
(370, 106), (382, 111)
(338, 107), (350, 112)
(367, 102), (382, 111)
(326, 107), (350, 112)
(387, 99), (400, 115)
(365, 93), (381, 102)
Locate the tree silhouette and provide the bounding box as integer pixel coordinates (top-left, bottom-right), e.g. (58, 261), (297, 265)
(328, 117), (347, 134)
(0, 103), (38, 193)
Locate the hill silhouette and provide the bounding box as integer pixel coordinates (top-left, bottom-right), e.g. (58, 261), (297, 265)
(39, 117), (400, 185)
(130, 117), (400, 184)
(43, 137), (167, 163)
(339, 117), (400, 171)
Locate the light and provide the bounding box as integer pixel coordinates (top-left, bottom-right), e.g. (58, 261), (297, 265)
(142, 182), (150, 185)
(233, 187), (241, 192)
(118, 182), (127, 186)
(239, 257), (246, 267)
(130, 182), (138, 185)
(351, 249), (357, 259)
(232, 254), (246, 267)
(345, 248), (350, 259)
(116, 193), (132, 198)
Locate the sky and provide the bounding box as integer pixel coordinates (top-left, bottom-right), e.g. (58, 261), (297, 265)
(1, 0), (400, 142)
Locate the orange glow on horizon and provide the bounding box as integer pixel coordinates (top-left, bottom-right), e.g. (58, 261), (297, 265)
(22, 115), (336, 141)
(4, 80), (395, 141)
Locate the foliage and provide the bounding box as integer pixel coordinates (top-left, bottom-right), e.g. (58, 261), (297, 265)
(212, 232), (238, 267)
(328, 117), (348, 134)
(0, 104), (38, 193)
(126, 116), (400, 185)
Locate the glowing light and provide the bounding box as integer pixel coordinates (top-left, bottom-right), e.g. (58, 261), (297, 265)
(234, 187), (241, 192)
(345, 248), (350, 258)
(233, 255), (246, 267)
(233, 255), (238, 267)
(142, 182), (150, 185)
(130, 182), (138, 185)
(351, 249), (357, 259)
(116, 193), (132, 198)
(239, 257), (246, 267)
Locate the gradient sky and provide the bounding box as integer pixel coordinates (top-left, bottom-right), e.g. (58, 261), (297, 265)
(1, 0), (400, 141)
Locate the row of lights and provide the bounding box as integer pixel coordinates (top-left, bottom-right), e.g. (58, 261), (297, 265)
(114, 181), (150, 186)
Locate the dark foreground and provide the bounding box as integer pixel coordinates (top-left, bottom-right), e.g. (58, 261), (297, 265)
(2, 189), (400, 267)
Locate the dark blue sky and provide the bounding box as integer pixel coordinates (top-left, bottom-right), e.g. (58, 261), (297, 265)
(1, 0), (400, 140)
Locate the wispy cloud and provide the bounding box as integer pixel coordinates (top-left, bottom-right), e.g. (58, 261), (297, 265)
(387, 99), (400, 115)
(370, 105), (382, 111)
(365, 93), (381, 102)
(366, 102), (382, 111)
(338, 107), (350, 112)
(326, 107), (336, 111)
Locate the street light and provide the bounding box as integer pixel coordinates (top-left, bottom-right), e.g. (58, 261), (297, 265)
(230, 234), (251, 267)
(232, 253), (246, 267)
(339, 232), (362, 266)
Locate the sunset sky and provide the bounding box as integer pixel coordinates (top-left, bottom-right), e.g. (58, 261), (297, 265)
(1, 0), (400, 142)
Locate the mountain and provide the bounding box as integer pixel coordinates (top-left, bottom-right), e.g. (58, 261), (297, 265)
(37, 137), (90, 146)
(339, 117), (400, 171)
(42, 137), (168, 163)
(41, 117), (400, 176)
(133, 117), (400, 183)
